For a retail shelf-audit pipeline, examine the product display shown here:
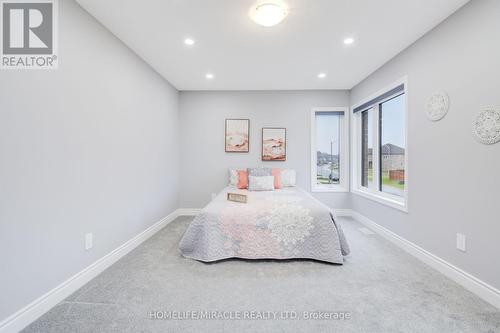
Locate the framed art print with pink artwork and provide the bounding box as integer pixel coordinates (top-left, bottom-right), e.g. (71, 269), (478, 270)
(225, 119), (250, 152)
(262, 127), (286, 161)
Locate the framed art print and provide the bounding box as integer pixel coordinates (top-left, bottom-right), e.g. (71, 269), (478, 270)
(225, 119), (250, 152)
(262, 127), (286, 161)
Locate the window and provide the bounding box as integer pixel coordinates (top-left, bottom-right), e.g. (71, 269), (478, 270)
(311, 107), (349, 192)
(361, 109), (374, 189)
(380, 94), (406, 197)
(352, 79), (408, 211)
(316, 113), (340, 185)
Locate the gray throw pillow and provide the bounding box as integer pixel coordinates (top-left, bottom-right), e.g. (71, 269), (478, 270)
(248, 176), (275, 191)
(247, 167), (272, 176)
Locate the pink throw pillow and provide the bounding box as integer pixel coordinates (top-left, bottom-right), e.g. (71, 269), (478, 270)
(237, 170), (248, 189)
(272, 168), (282, 189)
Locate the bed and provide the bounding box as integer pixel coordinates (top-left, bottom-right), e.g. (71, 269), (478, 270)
(179, 186), (350, 264)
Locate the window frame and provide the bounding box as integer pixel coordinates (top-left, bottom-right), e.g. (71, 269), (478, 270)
(310, 107), (350, 193)
(351, 77), (409, 212)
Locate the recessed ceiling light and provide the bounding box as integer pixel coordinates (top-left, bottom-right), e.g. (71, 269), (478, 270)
(184, 38), (195, 46)
(205, 73), (214, 79)
(344, 37), (355, 45)
(249, 2), (288, 27)
(318, 73), (326, 79)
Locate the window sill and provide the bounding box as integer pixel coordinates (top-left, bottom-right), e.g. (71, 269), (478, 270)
(311, 186), (349, 193)
(352, 188), (408, 213)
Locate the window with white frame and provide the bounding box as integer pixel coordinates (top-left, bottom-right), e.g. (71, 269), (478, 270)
(352, 79), (408, 211)
(311, 107), (349, 192)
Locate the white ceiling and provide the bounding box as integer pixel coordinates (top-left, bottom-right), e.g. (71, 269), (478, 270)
(76, 0), (469, 91)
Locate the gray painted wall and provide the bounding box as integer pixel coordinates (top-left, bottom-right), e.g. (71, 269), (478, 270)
(0, 0), (180, 320)
(179, 90), (351, 209)
(350, 0), (500, 289)
(2, 0), (499, 325)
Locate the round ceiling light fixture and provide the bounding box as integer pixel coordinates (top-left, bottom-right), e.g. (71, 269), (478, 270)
(184, 38), (195, 46)
(343, 37), (355, 45)
(250, 2), (288, 27)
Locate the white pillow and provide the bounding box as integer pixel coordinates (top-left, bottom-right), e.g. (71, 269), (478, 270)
(229, 168), (245, 186)
(248, 176), (275, 191)
(281, 169), (296, 187)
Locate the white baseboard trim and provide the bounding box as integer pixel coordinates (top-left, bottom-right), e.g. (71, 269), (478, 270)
(348, 210), (500, 310)
(176, 208), (201, 216)
(332, 209), (353, 218)
(0, 210), (182, 333)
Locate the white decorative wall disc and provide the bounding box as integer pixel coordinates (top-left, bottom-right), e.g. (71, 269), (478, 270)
(473, 107), (500, 145)
(426, 91), (449, 121)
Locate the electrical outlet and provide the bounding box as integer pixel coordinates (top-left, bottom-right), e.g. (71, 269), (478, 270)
(456, 233), (466, 252)
(211, 193), (217, 201)
(85, 233), (93, 250)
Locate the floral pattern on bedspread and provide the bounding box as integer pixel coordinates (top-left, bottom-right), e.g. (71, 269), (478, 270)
(266, 204), (314, 246)
(178, 187), (350, 264)
(219, 207), (281, 258)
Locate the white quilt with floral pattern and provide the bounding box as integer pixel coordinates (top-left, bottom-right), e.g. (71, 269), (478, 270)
(179, 187), (350, 264)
